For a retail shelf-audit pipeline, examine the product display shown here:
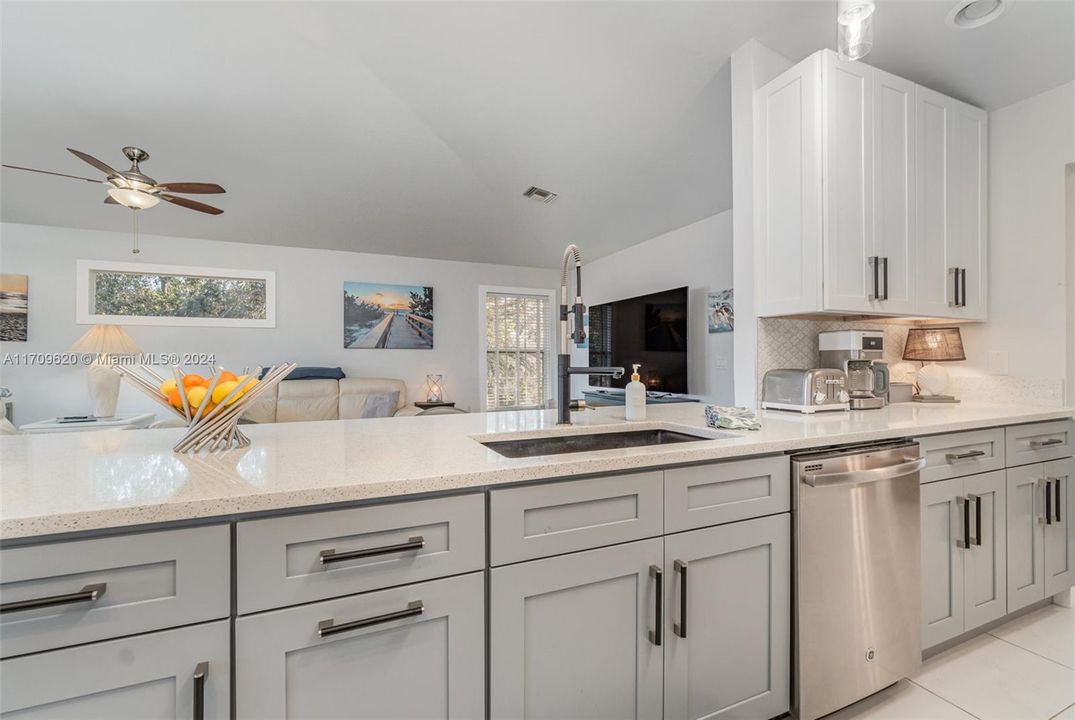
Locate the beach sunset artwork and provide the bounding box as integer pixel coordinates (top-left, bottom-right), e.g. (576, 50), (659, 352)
(343, 282), (434, 349)
(0, 274), (28, 342)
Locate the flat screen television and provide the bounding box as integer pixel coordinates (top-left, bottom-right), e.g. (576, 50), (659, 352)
(588, 286), (689, 393)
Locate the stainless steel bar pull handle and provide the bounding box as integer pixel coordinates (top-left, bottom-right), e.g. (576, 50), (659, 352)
(320, 536), (424, 565)
(968, 494), (982, 546)
(1055, 478), (1063, 523)
(868, 257), (880, 300)
(1045, 480), (1053, 525)
(960, 269), (968, 307)
(882, 257), (890, 300)
(193, 661), (208, 720)
(1030, 438), (1064, 449)
(673, 559), (687, 638)
(946, 449), (986, 463)
(648, 565), (663, 647)
(957, 496), (971, 549)
(950, 268), (960, 306)
(801, 457), (927, 487)
(318, 600), (424, 638)
(0, 582), (106, 615)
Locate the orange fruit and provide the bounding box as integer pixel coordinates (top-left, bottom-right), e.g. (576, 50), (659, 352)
(217, 370), (238, 384)
(183, 373), (207, 388)
(166, 387), (182, 408)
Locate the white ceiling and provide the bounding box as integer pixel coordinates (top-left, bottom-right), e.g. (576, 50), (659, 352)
(2, 1), (1072, 268)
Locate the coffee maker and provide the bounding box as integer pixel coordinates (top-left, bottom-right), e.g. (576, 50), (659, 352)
(818, 330), (890, 410)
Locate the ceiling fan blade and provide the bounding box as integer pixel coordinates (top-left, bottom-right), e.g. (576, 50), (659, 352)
(67, 148), (119, 177)
(2, 164), (104, 184)
(160, 193), (223, 215)
(156, 182), (225, 194)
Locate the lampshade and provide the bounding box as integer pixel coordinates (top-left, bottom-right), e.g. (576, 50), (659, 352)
(902, 327), (966, 362)
(107, 187), (161, 209)
(70, 324), (141, 355)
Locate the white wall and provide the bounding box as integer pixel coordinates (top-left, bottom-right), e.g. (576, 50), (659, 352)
(570, 211), (734, 404)
(730, 40), (791, 408)
(0, 223), (557, 423)
(959, 81), (1075, 386)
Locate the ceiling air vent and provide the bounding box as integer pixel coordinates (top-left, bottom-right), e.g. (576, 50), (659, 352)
(523, 186), (558, 204)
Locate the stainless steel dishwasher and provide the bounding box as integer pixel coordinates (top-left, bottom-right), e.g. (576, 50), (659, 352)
(792, 441), (927, 720)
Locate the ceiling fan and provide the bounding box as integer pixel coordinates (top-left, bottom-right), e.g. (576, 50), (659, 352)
(2, 146), (225, 215)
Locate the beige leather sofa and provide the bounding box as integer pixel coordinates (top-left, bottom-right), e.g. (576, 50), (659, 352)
(242, 377), (420, 423)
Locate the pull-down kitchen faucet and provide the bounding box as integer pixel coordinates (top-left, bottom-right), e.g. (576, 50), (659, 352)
(557, 244), (624, 424)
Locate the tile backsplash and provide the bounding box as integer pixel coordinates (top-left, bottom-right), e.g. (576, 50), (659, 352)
(756, 317), (1065, 407)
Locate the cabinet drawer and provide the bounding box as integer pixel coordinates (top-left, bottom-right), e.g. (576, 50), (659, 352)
(490, 472), (663, 566)
(0, 620), (230, 719)
(1006, 420), (1075, 467)
(0, 525), (229, 658)
(236, 493), (484, 614)
(236, 572), (484, 720)
(664, 455), (789, 533)
(917, 428), (1005, 484)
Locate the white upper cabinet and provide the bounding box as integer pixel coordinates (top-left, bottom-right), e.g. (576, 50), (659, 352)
(755, 49), (987, 320)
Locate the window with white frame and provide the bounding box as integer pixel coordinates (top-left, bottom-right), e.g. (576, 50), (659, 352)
(76, 260), (276, 328)
(482, 288), (554, 411)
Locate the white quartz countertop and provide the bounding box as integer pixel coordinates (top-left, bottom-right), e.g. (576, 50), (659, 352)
(1, 402), (1071, 540)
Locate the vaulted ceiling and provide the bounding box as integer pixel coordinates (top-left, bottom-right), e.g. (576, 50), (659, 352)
(2, 1), (1071, 267)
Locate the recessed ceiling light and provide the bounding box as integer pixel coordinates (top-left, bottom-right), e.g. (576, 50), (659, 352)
(947, 0), (1006, 29)
(523, 186), (558, 204)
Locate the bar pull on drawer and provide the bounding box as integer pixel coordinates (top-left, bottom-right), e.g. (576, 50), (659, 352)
(319, 536), (425, 565)
(1030, 438), (1064, 449)
(673, 559), (688, 638)
(193, 662), (208, 720)
(957, 497), (971, 549)
(318, 600), (424, 638)
(946, 449), (987, 463)
(648, 565), (663, 647)
(0, 582), (106, 615)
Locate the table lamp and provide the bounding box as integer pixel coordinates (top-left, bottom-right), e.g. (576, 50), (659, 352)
(69, 324), (140, 417)
(902, 327), (965, 403)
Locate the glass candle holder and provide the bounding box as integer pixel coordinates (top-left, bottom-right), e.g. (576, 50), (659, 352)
(426, 374), (444, 403)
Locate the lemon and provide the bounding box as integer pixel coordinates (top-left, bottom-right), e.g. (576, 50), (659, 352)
(213, 380), (239, 405)
(160, 378), (178, 396)
(237, 375), (259, 396)
(186, 385), (210, 410)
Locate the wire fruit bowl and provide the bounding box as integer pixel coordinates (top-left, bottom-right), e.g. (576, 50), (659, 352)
(114, 363), (297, 454)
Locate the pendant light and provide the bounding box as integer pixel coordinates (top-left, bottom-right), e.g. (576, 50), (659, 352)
(837, 0), (876, 61)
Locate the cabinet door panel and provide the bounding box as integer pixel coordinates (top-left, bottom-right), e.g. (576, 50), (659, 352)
(0, 621), (229, 719)
(490, 539), (663, 720)
(1007, 466), (1046, 612)
(872, 68), (916, 314)
(235, 572), (484, 720)
(822, 52), (874, 313)
(921, 478), (965, 649)
(1044, 458), (1075, 596)
(914, 86), (957, 318)
(951, 101), (988, 320)
(964, 471), (1006, 631)
(664, 514), (790, 720)
(755, 53), (822, 316)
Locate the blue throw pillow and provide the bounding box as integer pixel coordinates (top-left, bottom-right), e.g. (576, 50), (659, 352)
(258, 366), (346, 381)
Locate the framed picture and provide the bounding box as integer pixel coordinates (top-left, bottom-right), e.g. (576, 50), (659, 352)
(344, 282), (433, 349)
(0, 274), (28, 341)
(708, 289), (734, 333)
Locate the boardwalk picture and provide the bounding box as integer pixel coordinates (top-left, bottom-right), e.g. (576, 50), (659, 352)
(344, 282), (434, 349)
(0, 274), (28, 342)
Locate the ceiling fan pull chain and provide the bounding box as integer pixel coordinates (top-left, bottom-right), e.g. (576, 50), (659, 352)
(131, 209), (141, 255)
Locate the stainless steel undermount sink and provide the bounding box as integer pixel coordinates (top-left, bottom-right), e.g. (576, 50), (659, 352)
(480, 428), (728, 459)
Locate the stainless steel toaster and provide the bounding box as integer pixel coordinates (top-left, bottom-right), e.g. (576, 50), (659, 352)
(761, 369), (850, 413)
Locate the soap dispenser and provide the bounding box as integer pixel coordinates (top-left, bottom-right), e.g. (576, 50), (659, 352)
(625, 364), (646, 421)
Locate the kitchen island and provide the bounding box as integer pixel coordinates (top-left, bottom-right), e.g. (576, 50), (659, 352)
(1, 402), (1072, 720)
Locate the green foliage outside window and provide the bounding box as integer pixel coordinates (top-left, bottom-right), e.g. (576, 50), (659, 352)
(93, 271), (267, 319)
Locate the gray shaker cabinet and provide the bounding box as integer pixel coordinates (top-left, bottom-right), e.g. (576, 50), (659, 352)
(490, 538), (664, 720)
(921, 471), (1006, 650)
(1007, 464), (1047, 611)
(0, 620), (230, 719)
(1044, 458), (1075, 596)
(663, 514), (791, 720)
(235, 572), (484, 720)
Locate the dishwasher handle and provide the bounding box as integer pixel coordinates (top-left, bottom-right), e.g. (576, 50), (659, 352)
(801, 457), (927, 488)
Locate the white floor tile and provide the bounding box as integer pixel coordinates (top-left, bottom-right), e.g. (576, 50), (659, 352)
(991, 605), (1075, 669)
(913, 634), (1075, 720)
(823, 680), (975, 720)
